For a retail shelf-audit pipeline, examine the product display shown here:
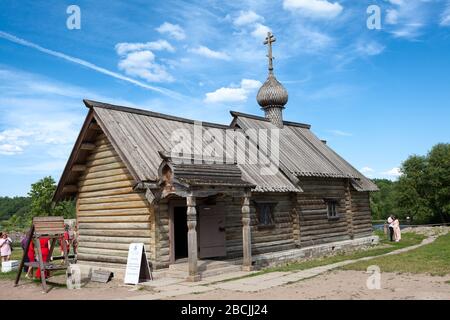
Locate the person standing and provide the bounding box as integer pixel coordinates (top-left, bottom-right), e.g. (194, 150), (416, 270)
(393, 217), (402, 242)
(60, 224), (70, 256)
(35, 237), (50, 279)
(387, 215), (394, 242)
(21, 232), (31, 273)
(0, 233), (13, 262)
(26, 239), (35, 279)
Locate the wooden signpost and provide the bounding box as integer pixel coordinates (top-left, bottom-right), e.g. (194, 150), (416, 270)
(124, 243), (152, 285)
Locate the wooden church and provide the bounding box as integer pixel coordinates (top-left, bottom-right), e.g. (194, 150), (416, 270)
(54, 33), (377, 281)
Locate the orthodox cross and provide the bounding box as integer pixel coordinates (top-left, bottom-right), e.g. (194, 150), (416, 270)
(264, 32), (276, 73)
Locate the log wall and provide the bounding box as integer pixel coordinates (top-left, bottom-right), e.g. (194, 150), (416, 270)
(221, 193), (296, 258)
(296, 178), (352, 247)
(350, 191), (373, 237)
(76, 133), (154, 268)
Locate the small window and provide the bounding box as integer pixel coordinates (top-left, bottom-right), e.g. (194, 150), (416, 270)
(326, 200), (339, 219)
(256, 203), (276, 227)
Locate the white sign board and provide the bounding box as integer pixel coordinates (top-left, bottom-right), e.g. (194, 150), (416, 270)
(124, 243), (152, 285)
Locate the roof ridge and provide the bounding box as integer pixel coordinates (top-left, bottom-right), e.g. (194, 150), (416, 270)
(230, 110), (311, 129)
(84, 99), (231, 130)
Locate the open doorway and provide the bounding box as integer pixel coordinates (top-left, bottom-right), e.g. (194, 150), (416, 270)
(173, 206), (188, 260)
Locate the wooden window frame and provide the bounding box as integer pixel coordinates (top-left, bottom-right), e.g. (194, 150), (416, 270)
(255, 202), (277, 229)
(324, 199), (340, 220)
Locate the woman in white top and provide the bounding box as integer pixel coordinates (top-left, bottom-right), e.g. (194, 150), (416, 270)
(0, 233), (13, 262)
(393, 217), (401, 242)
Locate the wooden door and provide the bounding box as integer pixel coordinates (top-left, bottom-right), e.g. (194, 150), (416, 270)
(199, 205), (226, 258)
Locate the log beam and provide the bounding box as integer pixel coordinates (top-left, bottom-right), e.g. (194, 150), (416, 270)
(88, 123), (102, 131)
(241, 189), (253, 271)
(80, 143), (96, 151)
(62, 185), (77, 193)
(71, 164), (86, 172)
(186, 195), (200, 282)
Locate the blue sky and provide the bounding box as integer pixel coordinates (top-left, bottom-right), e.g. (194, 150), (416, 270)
(1, 0), (449, 196)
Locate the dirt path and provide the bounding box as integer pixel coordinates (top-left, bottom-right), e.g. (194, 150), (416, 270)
(171, 270), (450, 300)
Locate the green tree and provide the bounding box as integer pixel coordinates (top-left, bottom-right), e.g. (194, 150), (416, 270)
(28, 176), (75, 220)
(396, 144), (450, 224)
(370, 179), (397, 220)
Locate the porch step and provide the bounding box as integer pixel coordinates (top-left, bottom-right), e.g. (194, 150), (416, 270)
(159, 261), (243, 279)
(169, 259), (240, 272)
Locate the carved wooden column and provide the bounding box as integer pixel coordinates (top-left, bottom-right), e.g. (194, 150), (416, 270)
(242, 190), (253, 271)
(186, 195), (200, 281)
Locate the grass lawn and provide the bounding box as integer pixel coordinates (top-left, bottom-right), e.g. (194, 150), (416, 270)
(240, 231), (426, 277)
(342, 232), (450, 276)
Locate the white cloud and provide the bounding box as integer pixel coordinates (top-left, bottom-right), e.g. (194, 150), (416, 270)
(204, 79), (262, 104)
(115, 39), (175, 83)
(386, 9), (399, 25)
(115, 40), (175, 56)
(441, 4), (450, 26)
(356, 41), (385, 56)
(0, 31), (182, 99)
(0, 129), (32, 155)
(118, 50), (174, 83)
(383, 0), (431, 39)
(329, 130), (352, 137)
(382, 167), (402, 177)
(360, 167), (375, 174)
(230, 10), (271, 41)
(156, 22), (186, 40)
(283, 0), (343, 19)
(233, 10), (264, 26)
(251, 23), (272, 40)
(189, 46), (231, 60)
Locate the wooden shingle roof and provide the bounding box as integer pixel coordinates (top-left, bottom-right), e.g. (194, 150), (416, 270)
(54, 99), (377, 201)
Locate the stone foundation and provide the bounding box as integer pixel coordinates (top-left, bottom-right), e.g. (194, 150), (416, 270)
(251, 235), (379, 269)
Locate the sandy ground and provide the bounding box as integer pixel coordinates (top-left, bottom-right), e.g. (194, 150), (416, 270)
(1, 270), (449, 300)
(0, 277), (146, 300)
(171, 270), (450, 300)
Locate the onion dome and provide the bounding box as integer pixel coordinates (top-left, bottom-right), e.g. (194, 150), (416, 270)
(256, 32), (288, 128)
(256, 72), (288, 109)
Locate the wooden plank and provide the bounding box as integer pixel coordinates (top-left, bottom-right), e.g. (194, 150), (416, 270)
(78, 193), (145, 205)
(78, 187), (134, 199)
(77, 253), (127, 264)
(88, 123), (102, 131)
(78, 235), (152, 244)
(72, 164), (86, 172)
(79, 167), (131, 181)
(80, 241), (152, 252)
(79, 229), (151, 237)
(78, 222), (151, 229)
(78, 215), (150, 223)
(85, 155), (124, 167)
(77, 208), (151, 217)
(78, 200), (149, 211)
(78, 247), (129, 257)
(86, 150), (119, 162)
(78, 174), (134, 188)
(80, 143), (96, 151)
(62, 185), (77, 193)
(78, 180), (134, 193)
(81, 161), (126, 174)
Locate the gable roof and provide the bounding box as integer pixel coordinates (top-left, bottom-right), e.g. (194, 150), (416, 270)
(87, 100), (299, 193)
(230, 111), (378, 192)
(54, 99), (377, 201)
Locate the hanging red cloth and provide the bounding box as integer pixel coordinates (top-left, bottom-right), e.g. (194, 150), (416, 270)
(27, 240), (35, 263)
(35, 237), (50, 279)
